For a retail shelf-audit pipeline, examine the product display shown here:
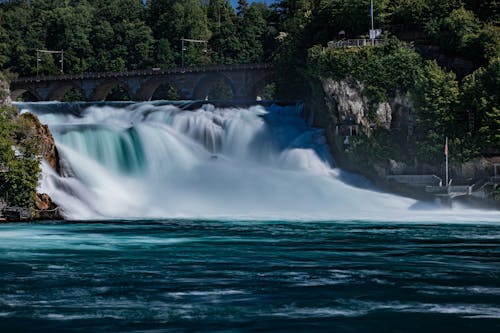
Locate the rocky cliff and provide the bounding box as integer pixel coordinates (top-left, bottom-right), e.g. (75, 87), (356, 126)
(307, 76), (499, 206)
(320, 78), (412, 133)
(19, 112), (61, 174)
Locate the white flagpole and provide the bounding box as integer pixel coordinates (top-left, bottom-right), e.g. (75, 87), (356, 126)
(371, 0), (374, 31)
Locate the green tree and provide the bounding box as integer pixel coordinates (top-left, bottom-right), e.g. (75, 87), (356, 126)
(413, 60), (461, 162)
(236, 0), (249, 17)
(461, 58), (500, 147)
(0, 104), (41, 208)
(237, 3), (268, 63)
(207, 0), (240, 64)
(116, 19), (155, 69)
(154, 38), (175, 68)
(479, 107), (500, 149)
(438, 7), (481, 57)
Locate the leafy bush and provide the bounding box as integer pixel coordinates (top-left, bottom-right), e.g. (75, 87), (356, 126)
(0, 104), (41, 208)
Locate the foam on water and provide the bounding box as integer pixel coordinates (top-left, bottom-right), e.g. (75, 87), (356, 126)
(15, 101), (500, 222)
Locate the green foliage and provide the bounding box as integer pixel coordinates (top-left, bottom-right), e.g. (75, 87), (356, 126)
(207, 79), (234, 100)
(344, 129), (414, 167)
(106, 85), (130, 101)
(151, 84), (180, 100)
(236, 3), (268, 63)
(0, 0), (279, 74)
(461, 57), (500, 147)
(260, 83), (276, 100)
(440, 7), (480, 51)
(0, 103), (41, 208)
(207, 0), (240, 64)
(63, 88), (84, 102)
(478, 107), (500, 149)
(308, 38), (422, 103)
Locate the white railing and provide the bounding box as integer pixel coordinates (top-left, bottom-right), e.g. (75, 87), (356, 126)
(327, 39), (385, 48)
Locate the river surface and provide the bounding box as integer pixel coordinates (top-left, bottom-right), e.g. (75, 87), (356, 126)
(0, 220), (499, 332)
(5, 102), (499, 331)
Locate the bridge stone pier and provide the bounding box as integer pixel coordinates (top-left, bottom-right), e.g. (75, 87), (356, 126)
(11, 63), (272, 102)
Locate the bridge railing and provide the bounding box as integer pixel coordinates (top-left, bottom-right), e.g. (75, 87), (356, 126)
(14, 63), (272, 83)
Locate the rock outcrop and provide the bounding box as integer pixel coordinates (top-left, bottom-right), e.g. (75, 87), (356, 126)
(19, 112), (61, 174)
(0, 76), (12, 105)
(34, 193), (63, 220)
(308, 75), (498, 206)
(321, 78), (369, 126)
(321, 78), (412, 133)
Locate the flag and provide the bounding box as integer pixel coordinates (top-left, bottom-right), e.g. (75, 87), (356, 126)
(444, 137), (448, 156)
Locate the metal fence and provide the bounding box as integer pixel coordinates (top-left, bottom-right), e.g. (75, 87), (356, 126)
(327, 39), (386, 48)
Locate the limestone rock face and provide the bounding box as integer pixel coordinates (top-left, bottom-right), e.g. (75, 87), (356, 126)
(19, 112), (61, 174)
(38, 122), (61, 173)
(0, 78), (12, 105)
(322, 78), (368, 126)
(389, 159), (408, 175)
(321, 78), (411, 131)
(376, 102), (392, 129)
(389, 94), (412, 130)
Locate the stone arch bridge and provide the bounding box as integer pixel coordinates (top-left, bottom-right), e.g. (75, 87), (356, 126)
(10, 63), (272, 101)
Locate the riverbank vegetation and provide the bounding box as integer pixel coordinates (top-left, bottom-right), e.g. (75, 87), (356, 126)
(308, 41), (499, 166)
(0, 77), (42, 208)
(0, 1), (497, 76)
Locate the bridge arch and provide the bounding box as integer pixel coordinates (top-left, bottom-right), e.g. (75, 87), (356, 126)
(193, 73), (236, 100)
(48, 83), (85, 101)
(136, 79), (183, 101)
(11, 88), (41, 102)
(90, 80), (133, 101)
(249, 73), (274, 100)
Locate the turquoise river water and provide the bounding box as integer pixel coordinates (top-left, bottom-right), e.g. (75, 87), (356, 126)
(1, 101), (498, 332)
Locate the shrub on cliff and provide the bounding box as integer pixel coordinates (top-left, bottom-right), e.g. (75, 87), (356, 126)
(0, 104), (41, 208)
(308, 38), (422, 104)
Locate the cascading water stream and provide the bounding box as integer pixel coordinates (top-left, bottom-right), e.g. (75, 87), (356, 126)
(15, 101), (498, 221)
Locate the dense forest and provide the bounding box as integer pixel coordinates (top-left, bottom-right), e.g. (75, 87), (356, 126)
(0, 0), (497, 76)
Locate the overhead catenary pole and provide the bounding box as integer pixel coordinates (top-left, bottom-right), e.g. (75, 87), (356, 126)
(181, 38), (185, 68)
(36, 49), (64, 76)
(445, 137), (449, 187)
(180, 38), (208, 69)
(36, 50), (40, 78)
(60, 50), (64, 74)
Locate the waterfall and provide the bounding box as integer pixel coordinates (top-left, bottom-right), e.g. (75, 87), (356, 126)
(14, 101), (495, 221)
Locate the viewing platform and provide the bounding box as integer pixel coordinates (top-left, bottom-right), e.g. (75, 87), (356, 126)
(327, 39), (385, 48)
(425, 185), (473, 199)
(385, 174), (475, 201)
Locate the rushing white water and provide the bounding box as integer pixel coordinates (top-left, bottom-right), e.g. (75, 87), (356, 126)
(15, 102), (500, 222)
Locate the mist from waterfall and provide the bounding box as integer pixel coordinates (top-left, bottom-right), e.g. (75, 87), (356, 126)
(15, 101), (499, 222)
